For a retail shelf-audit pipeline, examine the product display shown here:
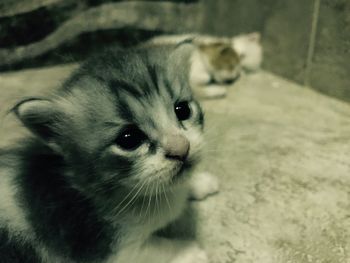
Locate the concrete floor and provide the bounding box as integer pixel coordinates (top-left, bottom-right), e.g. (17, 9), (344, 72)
(1, 65), (350, 262)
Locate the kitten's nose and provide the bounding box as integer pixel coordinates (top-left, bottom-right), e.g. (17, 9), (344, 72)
(164, 134), (190, 161)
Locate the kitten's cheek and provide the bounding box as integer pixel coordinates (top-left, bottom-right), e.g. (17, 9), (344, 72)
(109, 143), (149, 156)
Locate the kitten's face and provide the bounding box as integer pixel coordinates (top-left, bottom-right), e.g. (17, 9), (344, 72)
(198, 42), (241, 84)
(14, 46), (204, 199)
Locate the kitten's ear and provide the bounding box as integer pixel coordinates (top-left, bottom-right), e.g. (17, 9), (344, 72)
(166, 41), (196, 87)
(12, 98), (62, 145)
(248, 32), (261, 42)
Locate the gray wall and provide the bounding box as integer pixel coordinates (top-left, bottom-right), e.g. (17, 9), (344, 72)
(310, 1), (350, 100)
(201, 0), (350, 103)
(263, 0), (350, 102)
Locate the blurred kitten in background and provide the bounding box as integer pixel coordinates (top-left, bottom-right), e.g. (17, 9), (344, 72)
(143, 32), (263, 99)
(189, 40), (241, 99)
(232, 32), (263, 72)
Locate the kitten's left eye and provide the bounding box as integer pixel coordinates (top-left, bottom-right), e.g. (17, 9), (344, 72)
(115, 126), (147, 151)
(175, 101), (191, 121)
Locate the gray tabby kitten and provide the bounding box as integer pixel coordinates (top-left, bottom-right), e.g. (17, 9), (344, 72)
(0, 43), (218, 263)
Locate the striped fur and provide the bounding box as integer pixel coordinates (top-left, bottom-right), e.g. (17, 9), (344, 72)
(0, 44), (210, 263)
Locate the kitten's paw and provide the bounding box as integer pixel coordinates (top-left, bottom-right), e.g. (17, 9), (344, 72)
(203, 85), (227, 99)
(190, 172), (219, 200)
(171, 243), (209, 263)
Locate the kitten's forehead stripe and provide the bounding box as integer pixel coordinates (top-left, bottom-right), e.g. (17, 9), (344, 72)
(114, 91), (160, 131)
(163, 78), (175, 99)
(146, 65), (160, 95)
(108, 79), (143, 98)
(115, 98), (135, 123)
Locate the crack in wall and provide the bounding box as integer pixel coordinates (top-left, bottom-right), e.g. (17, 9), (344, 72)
(304, 0), (321, 86)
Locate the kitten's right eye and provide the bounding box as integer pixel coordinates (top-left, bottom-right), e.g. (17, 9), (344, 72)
(174, 101), (192, 121)
(115, 126), (147, 151)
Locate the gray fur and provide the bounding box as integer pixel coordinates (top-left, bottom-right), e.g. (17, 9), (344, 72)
(0, 43), (207, 263)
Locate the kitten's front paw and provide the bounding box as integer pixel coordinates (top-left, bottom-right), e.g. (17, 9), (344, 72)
(171, 243), (209, 263)
(190, 172), (219, 200)
(203, 85), (227, 99)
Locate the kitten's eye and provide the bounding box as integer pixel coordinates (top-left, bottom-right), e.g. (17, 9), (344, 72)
(175, 101), (191, 121)
(115, 126), (147, 151)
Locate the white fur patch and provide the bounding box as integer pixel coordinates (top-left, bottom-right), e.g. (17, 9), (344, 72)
(201, 85), (227, 99)
(232, 32), (263, 71)
(170, 242), (209, 263)
(190, 172), (219, 200)
(190, 50), (211, 86)
(110, 237), (208, 263)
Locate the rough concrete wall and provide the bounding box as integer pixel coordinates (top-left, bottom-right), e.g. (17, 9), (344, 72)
(262, 0), (313, 84)
(200, 0), (350, 103)
(199, 0), (275, 36)
(309, 1), (350, 100)
(262, 0), (350, 102)
(199, 0), (313, 85)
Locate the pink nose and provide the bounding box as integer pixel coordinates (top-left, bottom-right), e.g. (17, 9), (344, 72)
(163, 134), (190, 161)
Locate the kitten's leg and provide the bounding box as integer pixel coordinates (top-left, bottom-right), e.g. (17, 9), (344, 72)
(193, 84), (227, 99)
(190, 172), (219, 200)
(203, 85), (227, 99)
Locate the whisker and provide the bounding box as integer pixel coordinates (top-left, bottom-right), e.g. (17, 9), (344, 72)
(140, 181), (150, 218)
(201, 148), (236, 154)
(152, 183), (158, 219)
(132, 179), (148, 216)
(162, 183), (171, 211)
(114, 182), (140, 209)
(115, 179), (148, 217)
(155, 182), (160, 219)
(146, 183), (154, 223)
(112, 180), (143, 217)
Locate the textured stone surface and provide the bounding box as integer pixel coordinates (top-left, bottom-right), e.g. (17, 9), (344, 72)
(200, 72), (350, 262)
(1, 64), (350, 262)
